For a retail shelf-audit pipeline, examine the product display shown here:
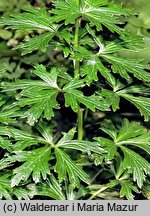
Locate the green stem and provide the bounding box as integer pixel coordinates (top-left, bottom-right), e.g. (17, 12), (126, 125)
(74, 18), (80, 77)
(88, 186), (108, 200)
(74, 17), (83, 140)
(90, 169), (103, 184)
(78, 107), (83, 141)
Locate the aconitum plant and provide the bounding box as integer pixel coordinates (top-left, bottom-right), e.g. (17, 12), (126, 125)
(0, 0), (150, 200)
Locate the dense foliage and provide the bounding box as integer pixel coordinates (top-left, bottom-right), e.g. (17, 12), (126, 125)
(0, 0), (150, 200)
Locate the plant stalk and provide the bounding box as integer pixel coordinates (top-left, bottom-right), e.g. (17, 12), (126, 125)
(74, 17), (83, 140)
(74, 18), (80, 77)
(88, 186), (108, 200)
(78, 107), (83, 141)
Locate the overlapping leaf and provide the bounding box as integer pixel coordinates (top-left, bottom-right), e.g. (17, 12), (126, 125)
(120, 181), (138, 200)
(11, 146), (51, 187)
(1, 65), (60, 125)
(81, 0), (132, 32)
(52, 0), (80, 24)
(97, 89), (120, 112)
(117, 86), (150, 121)
(16, 32), (55, 55)
(0, 6), (57, 31)
(0, 137), (12, 152)
(37, 175), (66, 200)
(0, 6), (59, 54)
(55, 147), (90, 188)
(0, 172), (35, 200)
(0, 173), (12, 200)
(95, 119), (150, 188)
(119, 94), (150, 122)
(53, 0), (132, 32)
(101, 54), (150, 81)
(57, 128), (106, 155)
(71, 46), (116, 86)
(100, 85), (150, 121)
(0, 172), (36, 200)
(63, 77), (110, 112)
(0, 123), (54, 152)
(0, 97), (22, 124)
(120, 146), (150, 188)
(0, 124), (106, 188)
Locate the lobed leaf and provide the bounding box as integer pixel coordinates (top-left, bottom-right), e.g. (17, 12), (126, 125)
(0, 6), (58, 31)
(120, 181), (139, 200)
(98, 119), (150, 187)
(0, 173), (12, 200)
(16, 32), (55, 55)
(120, 146), (150, 188)
(11, 146), (51, 187)
(118, 93), (150, 122)
(81, 1), (132, 32)
(101, 54), (150, 81)
(55, 147), (90, 188)
(52, 0), (80, 24)
(37, 175), (66, 200)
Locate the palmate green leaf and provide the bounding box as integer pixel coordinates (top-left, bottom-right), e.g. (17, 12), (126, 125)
(0, 173), (12, 200)
(15, 32), (55, 55)
(57, 140), (105, 155)
(63, 79), (110, 112)
(64, 89), (109, 112)
(116, 86), (150, 121)
(13, 187), (31, 200)
(116, 118), (147, 142)
(101, 119), (118, 140)
(81, 60), (99, 84)
(0, 124), (51, 151)
(1, 65), (60, 125)
(0, 172), (32, 200)
(120, 181), (139, 200)
(37, 175), (66, 200)
(96, 119), (150, 187)
(81, 0), (132, 32)
(0, 6), (59, 54)
(115, 119), (150, 155)
(19, 88), (59, 125)
(0, 124), (106, 189)
(98, 89), (120, 112)
(99, 84), (150, 121)
(0, 137), (12, 152)
(119, 94), (150, 122)
(101, 54), (150, 81)
(32, 64), (60, 89)
(94, 137), (117, 161)
(0, 104), (22, 124)
(120, 146), (150, 188)
(0, 156), (16, 171)
(52, 0), (80, 24)
(53, 0), (131, 32)
(55, 128), (105, 187)
(11, 146), (51, 187)
(71, 46), (116, 86)
(86, 24), (123, 53)
(0, 6), (58, 31)
(57, 128), (106, 155)
(1, 65), (60, 90)
(1, 127), (41, 151)
(55, 147), (90, 188)
(119, 84), (150, 95)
